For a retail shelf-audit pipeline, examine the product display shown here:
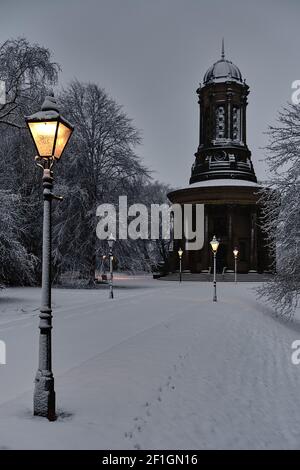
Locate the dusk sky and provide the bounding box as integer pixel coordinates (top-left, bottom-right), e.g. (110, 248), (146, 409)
(0, 0), (299, 187)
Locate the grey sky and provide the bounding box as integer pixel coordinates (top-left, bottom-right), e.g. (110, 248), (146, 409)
(0, 0), (299, 187)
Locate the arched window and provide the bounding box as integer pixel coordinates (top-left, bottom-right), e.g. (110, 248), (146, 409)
(232, 106), (240, 141)
(215, 105), (225, 139)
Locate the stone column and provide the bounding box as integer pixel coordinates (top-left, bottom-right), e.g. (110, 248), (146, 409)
(240, 106), (244, 143)
(202, 205), (209, 270)
(199, 98), (203, 146)
(210, 93), (215, 142)
(249, 208), (258, 272)
(242, 98), (247, 144)
(185, 205), (191, 272)
(227, 95), (232, 140)
(227, 205), (234, 269)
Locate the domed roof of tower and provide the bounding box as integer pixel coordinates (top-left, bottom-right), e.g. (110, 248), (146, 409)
(203, 40), (243, 85)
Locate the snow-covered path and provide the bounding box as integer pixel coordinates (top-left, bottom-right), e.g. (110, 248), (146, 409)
(1, 278), (300, 449)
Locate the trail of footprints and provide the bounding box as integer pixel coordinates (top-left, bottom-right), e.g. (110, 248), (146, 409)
(124, 352), (189, 449)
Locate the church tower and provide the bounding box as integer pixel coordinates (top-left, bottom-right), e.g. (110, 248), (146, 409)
(191, 40), (256, 184)
(167, 42), (270, 275)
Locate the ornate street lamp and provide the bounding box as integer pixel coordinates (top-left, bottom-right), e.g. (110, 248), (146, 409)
(102, 255), (107, 277)
(178, 248), (183, 283)
(26, 95), (73, 163)
(210, 235), (219, 302)
(25, 94), (74, 421)
(107, 233), (116, 299)
(233, 248), (239, 283)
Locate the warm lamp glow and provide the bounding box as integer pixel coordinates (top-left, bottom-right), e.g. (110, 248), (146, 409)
(54, 122), (73, 158)
(210, 235), (219, 253)
(28, 121), (57, 157)
(25, 95), (74, 160)
(178, 248), (183, 258)
(233, 248), (239, 258)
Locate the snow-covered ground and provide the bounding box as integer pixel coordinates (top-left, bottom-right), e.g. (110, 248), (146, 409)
(1, 276), (300, 450)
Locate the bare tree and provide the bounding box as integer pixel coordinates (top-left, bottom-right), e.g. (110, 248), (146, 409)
(0, 190), (37, 285)
(258, 103), (300, 318)
(0, 37), (59, 285)
(0, 37), (59, 128)
(52, 81), (150, 281)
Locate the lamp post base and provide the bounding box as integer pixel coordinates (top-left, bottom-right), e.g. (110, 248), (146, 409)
(213, 281), (217, 302)
(33, 370), (56, 421)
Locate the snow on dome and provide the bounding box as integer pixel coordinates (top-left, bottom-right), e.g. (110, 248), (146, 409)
(203, 59), (243, 84)
(188, 179), (262, 189)
(203, 41), (243, 85)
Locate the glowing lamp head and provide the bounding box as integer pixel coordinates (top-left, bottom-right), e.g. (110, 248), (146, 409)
(178, 248), (183, 259)
(25, 95), (74, 160)
(233, 248), (239, 258)
(108, 233), (116, 249)
(210, 235), (219, 253)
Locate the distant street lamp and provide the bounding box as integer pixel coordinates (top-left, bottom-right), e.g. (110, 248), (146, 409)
(25, 94), (74, 421)
(210, 235), (219, 302)
(107, 234), (116, 299)
(101, 255), (107, 280)
(178, 248), (183, 283)
(102, 254), (106, 266)
(233, 248), (239, 283)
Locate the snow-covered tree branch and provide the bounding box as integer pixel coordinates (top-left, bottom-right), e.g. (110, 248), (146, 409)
(258, 102), (300, 317)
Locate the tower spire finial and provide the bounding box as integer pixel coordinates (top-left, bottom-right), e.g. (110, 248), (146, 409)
(221, 38), (225, 59)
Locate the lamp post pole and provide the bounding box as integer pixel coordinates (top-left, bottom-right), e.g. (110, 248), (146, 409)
(101, 255), (107, 281)
(178, 248), (183, 283)
(179, 257), (182, 283)
(34, 167), (56, 420)
(213, 251), (217, 302)
(210, 235), (219, 303)
(234, 256), (237, 283)
(233, 248), (239, 284)
(109, 251), (114, 299)
(108, 234), (115, 299)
